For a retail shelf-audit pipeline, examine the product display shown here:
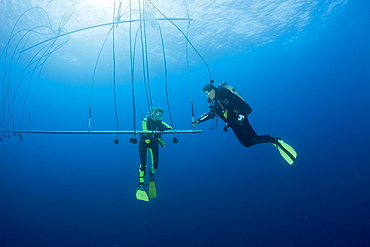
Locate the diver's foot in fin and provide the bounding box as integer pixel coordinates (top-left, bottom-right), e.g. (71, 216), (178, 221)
(273, 138), (297, 165)
(136, 184), (149, 202)
(148, 173), (157, 199)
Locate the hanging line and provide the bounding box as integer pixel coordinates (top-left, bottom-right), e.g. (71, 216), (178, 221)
(129, 0), (143, 144)
(112, 0), (120, 144)
(88, 0), (126, 133)
(129, 0), (139, 143)
(88, 28), (112, 133)
(11, 23), (70, 135)
(89, 0), (130, 138)
(138, 0), (153, 113)
(147, 0), (212, 82)
(1, 6), (73, 136)
(158, 24), (175, 131)
(1, 7), (52, 134)
(143, 1), (153, 112)
(20, 16), (192, 55)
(22, 37), (69, 130)
(184, 3), (195, 123)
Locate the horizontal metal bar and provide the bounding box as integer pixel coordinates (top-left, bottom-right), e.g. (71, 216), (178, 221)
(0, 130), (202, 135)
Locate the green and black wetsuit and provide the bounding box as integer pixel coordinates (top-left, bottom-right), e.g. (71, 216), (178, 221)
(138, 117), (172, 180)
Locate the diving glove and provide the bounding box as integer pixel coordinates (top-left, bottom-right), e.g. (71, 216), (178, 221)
(191, 120), (199, 127)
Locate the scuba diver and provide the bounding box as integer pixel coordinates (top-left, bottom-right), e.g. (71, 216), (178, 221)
(136, 107), (172, 202)
(192, 82), (297, 165)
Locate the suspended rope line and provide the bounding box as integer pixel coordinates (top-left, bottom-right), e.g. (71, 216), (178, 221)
(25, 7), (75, 132)
(21, 38), (68, 131)
(6, 32), (69, 133)
(0, 7), (53, 60)
(138, 0), (148, 109)
(112, 0), (120, 143)
(3, 30), (38, 133)
(88, 0), (129, 135)
(158, 24), (175, 130)
(143, 2), (153, 112)
(1, 6), (73, 135)
(184, 4), (195, 123)
(0, 3), (208, 143)
(20, 18), (192, 54)
(138, 0), (153, 112)
(157, 24), (178, 143)
(147, 0), (212, 81)
(129, 0), (136, 133)
(88, 28), (112, 132)
(1, 8), (53, 134)
(129, 0), (138, 139)
(22, 7), (75, 132)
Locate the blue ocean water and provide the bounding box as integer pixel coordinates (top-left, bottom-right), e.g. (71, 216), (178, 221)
(1, 0), (369, 246)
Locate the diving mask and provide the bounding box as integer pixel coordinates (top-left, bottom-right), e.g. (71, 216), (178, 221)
(151, 111), (164, 121)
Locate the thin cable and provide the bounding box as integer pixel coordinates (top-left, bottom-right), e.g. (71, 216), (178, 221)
(21, 18), (192, 54)
(112, 0), (120, 132)
(1, 5), (73, 135)
(138, 0), (153, 112)
(129, 0), (137, 135)
(147, 0), (212, 81)
(158, 24), (174, 130)
(89, 29), (112, 131)
(22, 6), (74, 131)
(184, 3), (195, 123)
(142, 2), (153, 110)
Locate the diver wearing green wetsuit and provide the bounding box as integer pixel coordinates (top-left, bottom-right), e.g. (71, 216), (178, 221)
(136, 107), (172, 202)
(192, 83), (297, 165)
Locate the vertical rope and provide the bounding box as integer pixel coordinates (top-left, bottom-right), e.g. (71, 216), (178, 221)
(89, 30), (112, 132)
(158, 24), (174, 130)
(112, 0), (120, 135)
(129, 0), (137, 135)
(184, 3), (195, 123)
(147, 0), (212, 81)
(139, 0), (153, 112)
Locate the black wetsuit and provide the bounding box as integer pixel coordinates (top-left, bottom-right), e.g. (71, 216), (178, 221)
(198, 87), (277, 147)
(139, 117), (172, 172)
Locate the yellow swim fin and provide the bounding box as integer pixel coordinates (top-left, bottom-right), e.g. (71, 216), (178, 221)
(148, 175), (157, 199)
(136, 185), (149, 202)
(273, 139), (297, 165)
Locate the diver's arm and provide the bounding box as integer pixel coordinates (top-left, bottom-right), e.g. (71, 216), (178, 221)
(160, 121), (173, 130)
(192, 110), (215, 127)
(141, 118), (153, 140)
(142, 118), (148, 131)
(154, 121), (171, 147)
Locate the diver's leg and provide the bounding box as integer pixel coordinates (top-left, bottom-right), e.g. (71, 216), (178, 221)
(252, 134), (277, 144)
(234, 118), (278, 146)
(150, 142), (159, 175)
(136, 141), (150, 201)
(138, 141), (148, 185)
(148, 143), (159, 199)
(232, 118), (259, 147)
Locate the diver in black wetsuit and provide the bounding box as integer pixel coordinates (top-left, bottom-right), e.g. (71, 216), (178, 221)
(192, 83), (297, 164)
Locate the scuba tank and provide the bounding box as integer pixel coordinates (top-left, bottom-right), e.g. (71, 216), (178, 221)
(219, 82), (245, 101)
(218, 82), (252, 115)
